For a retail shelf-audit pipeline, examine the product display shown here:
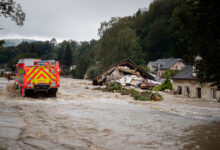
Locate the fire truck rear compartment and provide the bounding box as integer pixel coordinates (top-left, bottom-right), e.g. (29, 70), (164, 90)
(16, 58), (60, 97)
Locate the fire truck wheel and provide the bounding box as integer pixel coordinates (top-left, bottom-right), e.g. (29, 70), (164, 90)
(49, 89), (57, 97)
(51, 90), (57, 97)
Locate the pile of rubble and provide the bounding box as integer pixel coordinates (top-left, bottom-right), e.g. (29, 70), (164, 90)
(93, 59), (160, 89)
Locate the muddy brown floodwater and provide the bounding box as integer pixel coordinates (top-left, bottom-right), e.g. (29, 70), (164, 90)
(0, 78), (220, 150)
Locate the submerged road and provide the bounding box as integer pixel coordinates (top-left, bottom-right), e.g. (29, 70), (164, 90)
(0, 78), (220, 150)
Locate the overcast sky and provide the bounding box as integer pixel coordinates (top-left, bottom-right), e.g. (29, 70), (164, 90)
(0, 0), (152, 42)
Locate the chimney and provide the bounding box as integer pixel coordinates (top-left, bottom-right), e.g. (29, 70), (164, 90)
(157, 63), (161, 76)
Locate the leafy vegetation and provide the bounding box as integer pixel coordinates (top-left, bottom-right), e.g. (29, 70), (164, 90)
(70, 0), (190, 79)
(87, 66), (100, 79)
(161, 70), (179, 78)
(0, 0), (25, 26)
(153, 76), (172, 91)
(94, 82), (162, 101)
(174, 0), (220, 87)
(0, 0), (219, 87)
(62, 43), (73, 68)
(0, 39), (97, 75)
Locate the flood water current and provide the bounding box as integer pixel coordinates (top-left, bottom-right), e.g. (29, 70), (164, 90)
(0, 78), (220, 150)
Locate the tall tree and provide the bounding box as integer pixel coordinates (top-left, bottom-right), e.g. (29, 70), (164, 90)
(0, 0), (25, 26)
(62, 43), (73, 68)
(176, 0), (220, 87)
(0, 40), (5, 51)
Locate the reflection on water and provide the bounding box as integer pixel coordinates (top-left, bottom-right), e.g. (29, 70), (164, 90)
(183, 122), (220, 150)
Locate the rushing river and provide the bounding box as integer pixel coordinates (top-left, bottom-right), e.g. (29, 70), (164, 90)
(0, 78), (220, 150)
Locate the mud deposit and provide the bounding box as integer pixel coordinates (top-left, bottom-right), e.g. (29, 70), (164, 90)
(0, 78), (220, 150)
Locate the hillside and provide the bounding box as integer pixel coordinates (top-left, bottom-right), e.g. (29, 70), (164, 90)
(3, 39), (36, 47)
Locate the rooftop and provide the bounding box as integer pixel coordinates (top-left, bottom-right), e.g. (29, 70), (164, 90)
(149, 58), (184, 69)
(172, 65), (194, 80)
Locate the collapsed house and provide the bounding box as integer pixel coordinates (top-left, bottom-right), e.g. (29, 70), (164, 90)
(93, 59), (160, 89)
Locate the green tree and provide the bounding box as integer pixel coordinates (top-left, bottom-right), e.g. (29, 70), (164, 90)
(153, 75), (172, 91)
(72, 49), (96, 79)
(0, 40), (5, 51)
(176, 0), (220, 87)
(0, 0), (25, 26)
(62, 43), (73, 68)
(163, 75), (172, 90)
(87, 65), (100, 79)
(144, 18), (172, 60)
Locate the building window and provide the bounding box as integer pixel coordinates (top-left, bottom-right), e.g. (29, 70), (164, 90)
(196, 87), (202, 98)
(211, 88), (217, 100)
(185, 86), (190, 97)
(177, 86), (182, 95)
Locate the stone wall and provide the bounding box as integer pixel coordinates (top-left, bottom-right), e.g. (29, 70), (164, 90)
(170, 61), (185, 70)
(173, 79), (220, 101)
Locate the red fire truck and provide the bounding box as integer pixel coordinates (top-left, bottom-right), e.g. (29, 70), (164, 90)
(15, 58), (60, 97)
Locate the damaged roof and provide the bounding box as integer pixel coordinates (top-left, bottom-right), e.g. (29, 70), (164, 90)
(149, 58), (184, 70)
(93, 59), (155, 85)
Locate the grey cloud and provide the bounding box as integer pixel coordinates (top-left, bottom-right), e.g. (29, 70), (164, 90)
(0, 0), (152, 41)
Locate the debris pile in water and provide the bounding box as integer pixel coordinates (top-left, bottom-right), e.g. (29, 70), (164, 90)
(93, 59), (160, 89)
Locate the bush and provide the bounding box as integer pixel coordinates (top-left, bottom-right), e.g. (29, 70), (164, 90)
(107, 82), (122, 91)
(142, 91), (153, 97)
(163, 76), (172, 90)
(152, 85), (162, 91)
(61, 68), (71, 76)
(87, 66), (100, 79)
(120, 88), (139, 97)
(134, 94), (151, 101)
(152, 76), (172, 91)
